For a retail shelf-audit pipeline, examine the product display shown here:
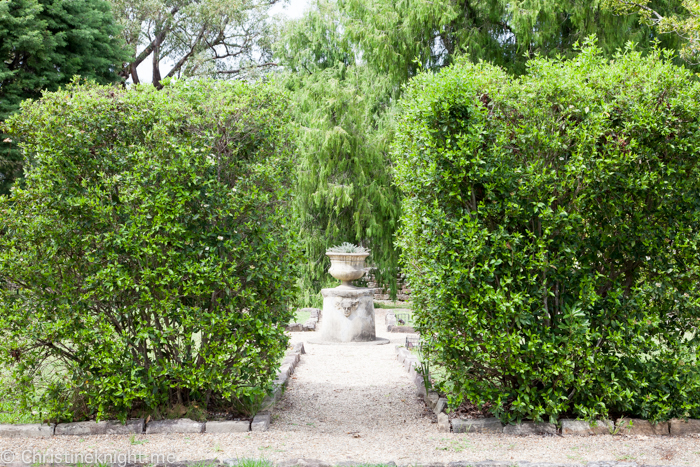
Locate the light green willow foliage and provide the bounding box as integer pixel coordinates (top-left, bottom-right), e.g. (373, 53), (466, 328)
(607, 0), (700, 59)
(275, 1), (401, 304)
(339, 0), (686, 77)
(281, 65), (400, 304)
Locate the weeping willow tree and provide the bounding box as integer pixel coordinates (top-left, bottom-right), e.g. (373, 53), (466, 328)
(275, 2), (401, 304)
(338, 0), (687, 78)
(273, 0), (690, 305)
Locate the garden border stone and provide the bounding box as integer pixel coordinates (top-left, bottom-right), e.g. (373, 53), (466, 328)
(205, 420), (251, 433)
(503, 421), (557, 436)
(55, 419), (144, 436)
(452, 418), (504, 434)
(251, 411), (271, 431)
(145, 418), (205, 434)
(0, 423), (54, 438)
(560, 419), (613, 436)
(615, 418), (670, 436)
(669, 418), (700, 435)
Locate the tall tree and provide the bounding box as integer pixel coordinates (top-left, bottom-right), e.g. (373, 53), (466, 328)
(111, 0), (281, 87)
(338, 0), (686, 78)
(0, 0), (128, 193)
(275, 2), (402, 302)
(282, 65), (401, 303)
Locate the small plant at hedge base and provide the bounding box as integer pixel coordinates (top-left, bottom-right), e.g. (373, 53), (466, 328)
(0, 79), (298, 423)
(394, 39), (700, 424)
(326, 242), (369, 254)
(414, 339), (433, 396)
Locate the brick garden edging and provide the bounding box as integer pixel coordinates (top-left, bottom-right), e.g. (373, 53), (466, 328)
(394, 345), (700, 437)
(0, 343), (305, 438)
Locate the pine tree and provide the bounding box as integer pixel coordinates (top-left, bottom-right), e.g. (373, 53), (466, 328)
(0, 0), (129, 193)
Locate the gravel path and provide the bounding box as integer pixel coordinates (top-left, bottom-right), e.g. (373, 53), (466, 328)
(1, 307), (700, 465)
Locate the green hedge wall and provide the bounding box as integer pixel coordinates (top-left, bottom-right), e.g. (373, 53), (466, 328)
(393, 42), (700, 423)
(0, 80), (297, 422)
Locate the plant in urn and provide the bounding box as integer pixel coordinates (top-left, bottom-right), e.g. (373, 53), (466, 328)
(326, 242), (369, 287)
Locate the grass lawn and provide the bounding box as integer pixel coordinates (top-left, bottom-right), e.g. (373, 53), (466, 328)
(374, 301), (412, 309)
(293, 309), (311, 324)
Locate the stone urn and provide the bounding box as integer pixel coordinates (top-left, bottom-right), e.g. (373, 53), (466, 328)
(326, 252), (369, 287)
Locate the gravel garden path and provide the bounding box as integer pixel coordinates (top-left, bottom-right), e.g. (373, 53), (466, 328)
(1, 308), (700, 465)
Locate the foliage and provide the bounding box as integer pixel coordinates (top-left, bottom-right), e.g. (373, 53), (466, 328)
(0, 79), (297, 422)
(275, 4), (401, 303)
(272, 0), (691, 306)
(327, 243), (369, 254)
(606, 0), (700, 60)
(0, 0), (128, 194)
(275, 66), (400, 304)
(394, 40), (700, 423)
(110, 0), (281, 87)
(337, 0), (686, 79)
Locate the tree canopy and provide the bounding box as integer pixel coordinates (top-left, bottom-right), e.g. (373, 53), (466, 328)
(607, 0), (700, 60)
(272, 0), (690, 301)
(110, 0), (282, 87)
(0, 0), (128, 193)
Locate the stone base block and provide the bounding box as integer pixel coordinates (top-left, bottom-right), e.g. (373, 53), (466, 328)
(560, 419), (613, 436)
(55, 419), (143, 436)
(145, 418), (204, 434)
(0, 423), (54, 438)
(280, 363), (293, 376)
(434, 398), (448, 415)
(251, 412), (271, 432)
(206, 420), (250, 433)
(320, 287), (376, 342)
(670, 418), (700, 435)
(437, 412), (450, 432)
(452, 418), (504, 434)
(283, 354), (299, 367)
(615, 418), (669, 436)
(503, 421), (556, 436)
(426, 392), (439, 410)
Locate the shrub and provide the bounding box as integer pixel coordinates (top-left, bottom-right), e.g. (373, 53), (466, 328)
(0, 79), (297, 422)
(393, 41), (700, 423)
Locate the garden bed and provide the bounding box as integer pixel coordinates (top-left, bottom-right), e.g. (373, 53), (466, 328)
(0, 343), (306, 438)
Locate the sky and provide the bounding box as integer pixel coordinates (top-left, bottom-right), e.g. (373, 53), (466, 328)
(270, 0), (310, 20)
(133, 0), (310, 84)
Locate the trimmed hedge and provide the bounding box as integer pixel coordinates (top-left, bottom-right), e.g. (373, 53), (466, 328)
(0, 80), (297, 422)
(393, 42), (700, 423)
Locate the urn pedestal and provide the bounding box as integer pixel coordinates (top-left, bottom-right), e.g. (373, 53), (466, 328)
(320, 287), (376, 343)
(313, 249), (388, 345)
